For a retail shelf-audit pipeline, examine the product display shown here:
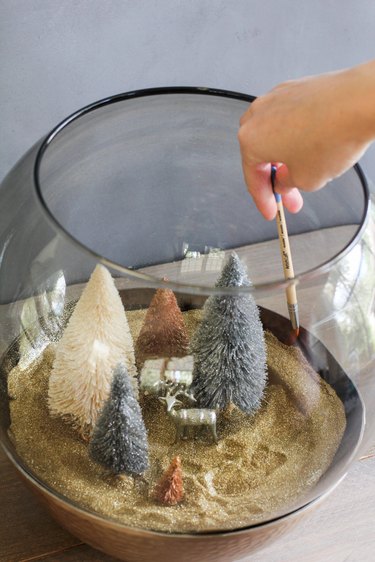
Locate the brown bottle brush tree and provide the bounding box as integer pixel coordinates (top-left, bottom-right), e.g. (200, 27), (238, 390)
(153, 455), (184, 506)
(135, 288), (189, 366)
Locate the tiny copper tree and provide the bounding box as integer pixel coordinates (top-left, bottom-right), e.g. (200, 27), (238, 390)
(153, 456), (184, 506)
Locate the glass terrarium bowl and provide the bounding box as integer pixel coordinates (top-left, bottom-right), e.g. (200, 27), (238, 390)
(0, 88), (374, 562)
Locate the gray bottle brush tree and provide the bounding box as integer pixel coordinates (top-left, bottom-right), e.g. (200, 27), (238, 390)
(191, 253), (267, 414)
(89, 363), (149, 476)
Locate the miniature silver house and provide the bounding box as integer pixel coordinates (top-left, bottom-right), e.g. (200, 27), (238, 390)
(140, 356), (194, 395)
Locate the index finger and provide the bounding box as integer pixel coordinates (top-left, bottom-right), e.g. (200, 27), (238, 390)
(242, 162), (277, 220)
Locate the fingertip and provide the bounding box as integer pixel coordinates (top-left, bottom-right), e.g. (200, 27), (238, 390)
(260, 200), (277, 220)
(243, 163), (277, 220)
(252, 187), (277, 220)
(281, 189), (304, 214)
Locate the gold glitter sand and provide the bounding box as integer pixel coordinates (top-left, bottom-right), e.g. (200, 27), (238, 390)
(8, 309), (346, 533)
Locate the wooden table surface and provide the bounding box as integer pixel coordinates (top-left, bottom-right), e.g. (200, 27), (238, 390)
(1, 443), (374, 562)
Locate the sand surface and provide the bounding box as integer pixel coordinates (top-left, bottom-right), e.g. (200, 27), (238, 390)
(8, 309), (346, 533)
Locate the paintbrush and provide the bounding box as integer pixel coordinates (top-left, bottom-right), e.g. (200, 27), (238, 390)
(271, 165), (300, 337)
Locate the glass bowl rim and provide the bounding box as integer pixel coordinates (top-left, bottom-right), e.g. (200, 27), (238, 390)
(33, 86), (371, 296)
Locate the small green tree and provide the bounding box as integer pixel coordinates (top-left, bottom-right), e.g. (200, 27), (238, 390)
(191, 253), (267, 414)
(89, 363), (149, 476)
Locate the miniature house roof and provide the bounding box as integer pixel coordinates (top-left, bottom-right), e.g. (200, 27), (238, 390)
(140, 355), (194, 388)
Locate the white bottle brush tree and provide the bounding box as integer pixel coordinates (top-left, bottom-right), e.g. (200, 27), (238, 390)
(48, 264), (137, 436)
(89, 363), (149, 476)
(191, 253), (267, 414)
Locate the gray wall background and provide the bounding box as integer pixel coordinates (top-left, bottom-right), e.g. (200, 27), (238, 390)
(1, 0), (375, 183)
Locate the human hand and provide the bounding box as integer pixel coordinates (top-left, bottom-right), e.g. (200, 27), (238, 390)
(238, 62), (375, 219)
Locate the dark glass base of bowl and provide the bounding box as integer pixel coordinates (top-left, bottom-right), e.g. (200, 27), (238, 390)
(0, 292), (364, 562)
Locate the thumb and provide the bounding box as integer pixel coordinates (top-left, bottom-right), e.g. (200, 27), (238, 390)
(273, 163), (304, 214)
(274, 163), (296, 190)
